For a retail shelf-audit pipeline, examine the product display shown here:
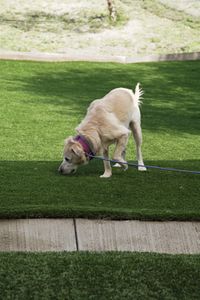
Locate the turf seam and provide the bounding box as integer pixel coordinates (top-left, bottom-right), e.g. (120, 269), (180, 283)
(73, 218), (79, 251)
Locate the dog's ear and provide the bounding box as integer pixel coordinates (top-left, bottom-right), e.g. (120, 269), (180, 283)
(71, 145), (82, 157)
(71, 144), (86, 164)
(64, 136), (74, 145)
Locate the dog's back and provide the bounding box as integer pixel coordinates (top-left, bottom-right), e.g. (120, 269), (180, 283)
(89, 83), (142, 126)
(77, 83), (143, 140)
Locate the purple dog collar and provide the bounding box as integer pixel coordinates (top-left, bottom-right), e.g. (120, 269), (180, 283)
(74, 135), (95, 160)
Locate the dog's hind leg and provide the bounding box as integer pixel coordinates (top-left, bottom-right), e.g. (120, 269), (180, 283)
(113, 134), (128, 170)
(130, 121), (146, 171)
(100, 147), (112, 178)
(113, 149), (127, 168)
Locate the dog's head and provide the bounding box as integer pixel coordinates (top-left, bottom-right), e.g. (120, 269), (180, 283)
(58, 137), (87, 175)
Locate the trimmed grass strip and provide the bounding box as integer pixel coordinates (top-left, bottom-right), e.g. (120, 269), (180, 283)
(0, 252), (200, 300)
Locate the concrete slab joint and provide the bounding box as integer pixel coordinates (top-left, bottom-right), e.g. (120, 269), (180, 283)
(0, 219), (200, 253)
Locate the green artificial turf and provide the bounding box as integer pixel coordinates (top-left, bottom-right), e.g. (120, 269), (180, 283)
(0, 252), (199, 299)
(0, 60), (200, 220)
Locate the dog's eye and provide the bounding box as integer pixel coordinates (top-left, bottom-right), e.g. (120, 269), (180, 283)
(65, 157), (70, 162)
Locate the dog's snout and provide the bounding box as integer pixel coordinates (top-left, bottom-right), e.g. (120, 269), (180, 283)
(58, 165), (76, 175)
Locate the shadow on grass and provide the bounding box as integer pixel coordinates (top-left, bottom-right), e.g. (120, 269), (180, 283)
(3, 60), (200, 135)
(0, 159), (199, 220)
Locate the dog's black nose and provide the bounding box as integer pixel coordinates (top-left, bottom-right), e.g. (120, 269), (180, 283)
(59, 166), (63, 174)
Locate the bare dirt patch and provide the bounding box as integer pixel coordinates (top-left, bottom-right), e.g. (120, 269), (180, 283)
(0, 0), (199, 56)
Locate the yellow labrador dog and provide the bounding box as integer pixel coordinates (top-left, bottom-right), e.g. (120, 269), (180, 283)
(58, 83), (146, 178)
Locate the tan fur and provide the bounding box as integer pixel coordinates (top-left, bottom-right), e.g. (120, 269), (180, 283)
(59, 83), (146, 177)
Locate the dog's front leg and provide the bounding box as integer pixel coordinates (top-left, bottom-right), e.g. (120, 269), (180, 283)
(100, 148), (112, 178)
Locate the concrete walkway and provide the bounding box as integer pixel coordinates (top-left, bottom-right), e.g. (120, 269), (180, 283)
(0, 219), (199, 253)
(0, 50), (200, 63)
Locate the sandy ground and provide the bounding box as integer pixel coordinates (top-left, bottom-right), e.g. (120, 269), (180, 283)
(0, 0), (199, 56)
(160, 0), (200, 17)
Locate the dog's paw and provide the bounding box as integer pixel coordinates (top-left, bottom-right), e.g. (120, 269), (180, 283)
(138, 165), (147, 171)
(113, 158), (128, 168)
(113, 163), (122, 168)
(100, 172), (112, 178)
(113, 162), (128, 171)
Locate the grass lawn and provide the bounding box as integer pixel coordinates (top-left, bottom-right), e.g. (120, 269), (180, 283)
(0, 60), (200, 220)
(0, 252), (199, 299)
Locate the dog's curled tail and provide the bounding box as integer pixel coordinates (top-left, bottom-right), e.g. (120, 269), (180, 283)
(134, 83), (143, 105)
